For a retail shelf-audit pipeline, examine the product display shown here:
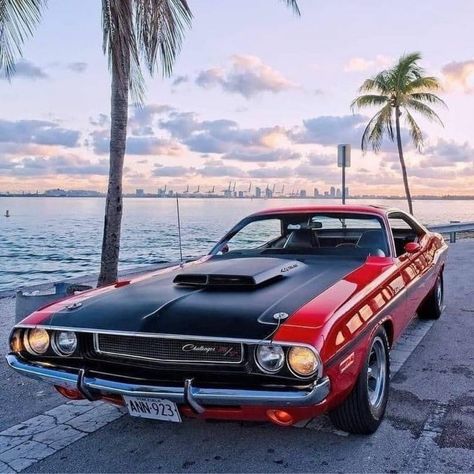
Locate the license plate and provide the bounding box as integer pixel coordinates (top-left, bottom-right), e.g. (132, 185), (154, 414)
(123, 396), (182, 423)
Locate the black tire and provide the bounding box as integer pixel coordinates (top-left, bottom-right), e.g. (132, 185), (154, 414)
(329, 327), (390, 435)
(418, 273), (443, 320)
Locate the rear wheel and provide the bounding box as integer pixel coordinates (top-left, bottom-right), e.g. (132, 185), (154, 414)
(418, 273), (443, 320)
(329, 327), (390, 434)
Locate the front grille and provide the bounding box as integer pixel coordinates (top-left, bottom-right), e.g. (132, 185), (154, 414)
(94, 333), (244, 365)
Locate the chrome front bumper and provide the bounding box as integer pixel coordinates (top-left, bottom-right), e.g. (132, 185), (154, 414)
(6, 354), (330, 413)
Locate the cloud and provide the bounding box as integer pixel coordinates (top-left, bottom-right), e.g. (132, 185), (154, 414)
(344, 55), (393, 73)
(195, 54), (297, 98)
(172, 75), (189, 87)
(67, 62), (88, 73)
(129, 104), (174, 135)
(4, 154), (108, 177)
(307, 153), (335, 166)
(160, 111), (288, 155)
(247, 166), (294, 179)
(291, 114), (367, 148)
(441, 60), (474, 93)
(90, 130), (183, 156)
(3, 60), (48, 80)
(126, 137), (184, 156)
(222, 148), (300, 163)
(153, 164), (193, 177)
(0, 119), (80, 147)
(199, 163), (247, 178)
(420, 139), (474, 167)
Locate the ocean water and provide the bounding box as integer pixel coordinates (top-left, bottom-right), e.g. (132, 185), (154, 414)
(1, 197), (472, 292)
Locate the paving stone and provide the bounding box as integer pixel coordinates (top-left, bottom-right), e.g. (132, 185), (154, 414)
(45, 400), (96, 424)
(64, 404), (123, 433)
(0, 460), (15, 473)
(0, 434), (29, 455)
(33, 423), (87, 451)
(0, 440), (55, 472)
(1, 415), (56, 437)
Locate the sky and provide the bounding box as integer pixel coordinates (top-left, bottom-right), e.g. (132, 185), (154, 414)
(1, 0), (474, 195)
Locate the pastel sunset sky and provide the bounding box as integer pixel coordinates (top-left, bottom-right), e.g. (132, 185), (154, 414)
(1, 0), (474, 195)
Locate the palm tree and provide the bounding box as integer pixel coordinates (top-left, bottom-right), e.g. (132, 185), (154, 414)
(351, 52), (445, 215)
(0, 0), (300, 286)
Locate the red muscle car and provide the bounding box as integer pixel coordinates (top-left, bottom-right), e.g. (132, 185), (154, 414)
(7, 205), (447, 434)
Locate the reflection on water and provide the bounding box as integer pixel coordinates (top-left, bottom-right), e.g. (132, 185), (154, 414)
(0, 197), (472, 291)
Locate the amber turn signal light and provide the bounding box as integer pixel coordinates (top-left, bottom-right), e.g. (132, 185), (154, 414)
(266, 409), (295, 426)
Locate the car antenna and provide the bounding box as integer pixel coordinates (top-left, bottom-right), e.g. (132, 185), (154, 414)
(176, 193), (184, 268)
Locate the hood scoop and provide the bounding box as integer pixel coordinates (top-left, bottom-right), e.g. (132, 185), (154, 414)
(173, 257), (303, 288)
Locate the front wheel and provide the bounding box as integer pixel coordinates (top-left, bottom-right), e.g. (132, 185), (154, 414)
(418, 273), (443, 320)
(329, 327), (390, 434)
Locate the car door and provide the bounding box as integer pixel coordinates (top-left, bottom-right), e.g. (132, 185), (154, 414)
(387, 212), (428, 326)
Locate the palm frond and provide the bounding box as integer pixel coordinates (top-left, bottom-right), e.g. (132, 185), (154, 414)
(405, 75), (442, 93)
(351, 94), (388, 112)
(102, 0), (192, 103)
(135, 0), (192, 78)
(406, 99), (444, 126)
(0, 0), (45, 78)
(359, 71), (391, 94)
(409, 92), (446, 108)
(361, 104), (394, 152)
(404, 110), (424, 151)
(280, 0), (300, 15)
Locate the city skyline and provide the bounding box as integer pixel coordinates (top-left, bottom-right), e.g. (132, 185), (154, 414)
(1, 0), (474, 196)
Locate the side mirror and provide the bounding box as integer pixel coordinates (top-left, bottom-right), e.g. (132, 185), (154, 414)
(404, 242), (420, 254)
(220, 244), (229, 254)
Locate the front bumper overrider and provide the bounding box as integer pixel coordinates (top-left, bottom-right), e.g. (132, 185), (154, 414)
(6, 354), (330, 413)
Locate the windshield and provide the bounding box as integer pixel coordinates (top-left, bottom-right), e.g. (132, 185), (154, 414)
(212, 212), (390, 258)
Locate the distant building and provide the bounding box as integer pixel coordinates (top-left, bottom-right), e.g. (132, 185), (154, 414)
(324, 191), (329, 197)
(223, 189), (232, 198)
(313, 188), (319, 198)
(330, 186), (336, 198)
(265, 187), (273, 199)
(136, 189), (145, 197)
(336, 188), (341, 198)
(255, 187), (262, 198)
(300, 190), (307, 198)
(238, 191), (244, 198)
(45, 188), (67, 197)
(345, 187), (349, 197)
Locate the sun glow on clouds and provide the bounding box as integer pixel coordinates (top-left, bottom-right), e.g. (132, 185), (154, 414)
(344, 55), (393, 73)
(442, 60), (474, 93)
(195, 54), (298, 98)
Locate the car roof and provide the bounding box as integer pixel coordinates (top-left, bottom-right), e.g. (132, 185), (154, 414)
(252, 204), (397, 218)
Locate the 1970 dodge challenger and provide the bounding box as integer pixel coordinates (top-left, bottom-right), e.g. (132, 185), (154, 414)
(7, 205), (447, 434)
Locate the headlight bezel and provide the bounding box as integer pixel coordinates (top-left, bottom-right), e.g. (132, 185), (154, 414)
(23, 328), (50, 355)
(254, 343), (285, 374)
(52, 331), (78, 356)
(287, 345), (322, 379)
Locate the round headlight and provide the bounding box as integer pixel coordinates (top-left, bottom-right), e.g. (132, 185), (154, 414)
(255, 344), (285, 373)
(288, 346), (320, 377)
(53, 331), (77, 356)
(24, 328), (50, 355)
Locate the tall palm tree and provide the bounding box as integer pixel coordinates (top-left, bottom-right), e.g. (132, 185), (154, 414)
(351, 52), (445, 215)
(0, 0), (300, 286)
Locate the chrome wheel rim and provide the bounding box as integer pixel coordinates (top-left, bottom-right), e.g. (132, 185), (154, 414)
(435, 277), (443, 309)
(367, 337), (387, 410)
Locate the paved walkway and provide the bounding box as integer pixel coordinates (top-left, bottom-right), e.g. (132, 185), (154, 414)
(0, 242), (473, 472)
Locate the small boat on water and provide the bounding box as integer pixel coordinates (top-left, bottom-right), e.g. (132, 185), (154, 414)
(4, 210), (10, 217)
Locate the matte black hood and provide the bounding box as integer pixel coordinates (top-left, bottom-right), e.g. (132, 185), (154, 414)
(46, 256), (363, 340)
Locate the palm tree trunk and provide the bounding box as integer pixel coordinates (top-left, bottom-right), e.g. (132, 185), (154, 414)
(395, 106), (414, 215)
(97, 54), (130, 287)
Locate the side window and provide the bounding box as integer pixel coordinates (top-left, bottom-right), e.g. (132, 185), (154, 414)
(388, 214), (423, 257)
(224, 219), (283, 252)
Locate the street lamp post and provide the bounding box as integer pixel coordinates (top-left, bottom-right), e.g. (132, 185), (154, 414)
(337, 144), (351, 204)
